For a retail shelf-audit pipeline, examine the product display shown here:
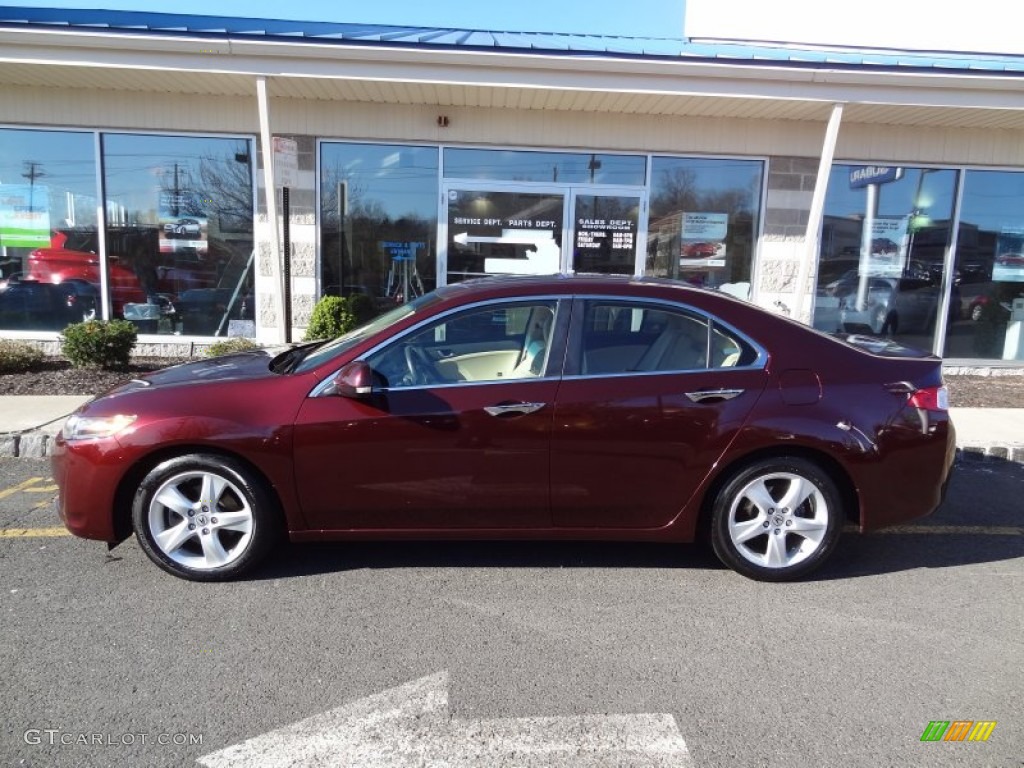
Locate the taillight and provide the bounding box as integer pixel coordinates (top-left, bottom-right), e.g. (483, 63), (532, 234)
(907, 386), (949, 412)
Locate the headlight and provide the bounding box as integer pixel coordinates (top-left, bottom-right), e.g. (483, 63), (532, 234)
(62, 413), (137, 441)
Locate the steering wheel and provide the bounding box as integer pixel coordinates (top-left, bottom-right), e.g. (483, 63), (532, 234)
(404, 345), (438, 385)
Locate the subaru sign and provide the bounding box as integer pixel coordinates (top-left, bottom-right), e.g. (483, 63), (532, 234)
(849, 166), (904, 189)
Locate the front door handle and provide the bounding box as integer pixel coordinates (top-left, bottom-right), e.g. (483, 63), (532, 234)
(484, 402), (546, 417)
(685, 388), (745, 403)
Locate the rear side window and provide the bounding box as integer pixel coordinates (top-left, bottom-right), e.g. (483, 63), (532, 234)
(574, 299), (757, 375)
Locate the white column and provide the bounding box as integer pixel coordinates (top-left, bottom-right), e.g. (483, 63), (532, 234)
(793, 102), (845, 323)
(256, 76), (286, 344)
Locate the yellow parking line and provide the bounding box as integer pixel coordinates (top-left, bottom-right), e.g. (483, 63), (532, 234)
(24, 485), (59, 493)
(877, 525), (1022, 536)
(0, 478), (45, 500)
(0, 527), (70, 538)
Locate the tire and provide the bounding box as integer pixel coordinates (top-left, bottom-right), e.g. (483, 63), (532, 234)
(132, 454), (280, 581)
(710, 457), (844, 582)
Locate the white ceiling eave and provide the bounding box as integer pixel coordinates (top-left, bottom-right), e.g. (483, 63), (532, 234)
(0, 28), (1022, 128)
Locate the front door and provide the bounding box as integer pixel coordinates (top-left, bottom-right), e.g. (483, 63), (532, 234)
(292, 298), (565, 530)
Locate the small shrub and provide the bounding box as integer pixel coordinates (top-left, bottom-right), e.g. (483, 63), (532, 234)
(348, 293), (379, 326)
(61, 319), (137, 370)
(206, 338), (261, 357)
(304, 295), (356, 341)
(0, 340), (45, 373)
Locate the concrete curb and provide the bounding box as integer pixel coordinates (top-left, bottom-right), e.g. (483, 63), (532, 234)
(957, 445), (1024, 464)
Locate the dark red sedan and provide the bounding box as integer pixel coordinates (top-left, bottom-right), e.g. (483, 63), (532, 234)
(52, 275), (956, 582)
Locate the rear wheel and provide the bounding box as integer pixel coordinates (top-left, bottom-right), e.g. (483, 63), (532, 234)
(132, 454), (280, 581)
(710, 457), (843, 581)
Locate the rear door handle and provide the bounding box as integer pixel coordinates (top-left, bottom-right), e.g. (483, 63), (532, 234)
(685, 388), (745, 403)
(484, 402), (546, 417)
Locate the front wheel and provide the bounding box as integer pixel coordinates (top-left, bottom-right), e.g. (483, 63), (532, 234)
(710, 457), (844, 581)
(132, 454), (280, 581)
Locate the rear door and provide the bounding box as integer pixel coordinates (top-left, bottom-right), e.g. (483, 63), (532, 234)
(551, 297), (769, 529)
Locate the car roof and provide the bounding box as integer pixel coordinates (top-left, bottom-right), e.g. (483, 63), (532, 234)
(435, 273), (713, 301)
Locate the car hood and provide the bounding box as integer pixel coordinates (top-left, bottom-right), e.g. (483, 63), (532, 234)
(108, 350), (281, 394)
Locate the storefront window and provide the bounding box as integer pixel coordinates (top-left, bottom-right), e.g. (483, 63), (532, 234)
(320, 143), (439, 307)
(0, 128), (100, 331)
(813, 166), (958, 352)
(944, 170), (1024, 361)
(646, 157), (763, 296)
(444, 149), (646, 186)
(101, 133), (255, 336)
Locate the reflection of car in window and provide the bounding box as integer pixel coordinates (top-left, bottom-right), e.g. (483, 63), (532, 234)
(26, 230), (220, 321)
(164, 218), (202, 238)
(815, 270), (956, 335)
(995, 253), (1024, 268)
(0, 279), (98, 329)
(681, 242), (719, 259)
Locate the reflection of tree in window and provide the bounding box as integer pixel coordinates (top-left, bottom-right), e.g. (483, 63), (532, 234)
(647, 161), (760, 287)
(320, 149), (438, 301)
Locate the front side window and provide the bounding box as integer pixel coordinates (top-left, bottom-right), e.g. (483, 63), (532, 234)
(101, 133), (255, 336)
(574, 300), (755, 375)
(365, 300), (559, 388)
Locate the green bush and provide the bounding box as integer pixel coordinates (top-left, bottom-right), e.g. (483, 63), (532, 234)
(0, 340), (45, 373)
(348, 293), (379, 326)
(303, 295), (356, 341)
(206, 338), (262, 357)
(61, 319), (137, 370)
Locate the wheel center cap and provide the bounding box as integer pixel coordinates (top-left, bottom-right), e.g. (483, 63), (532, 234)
(773, 514), (785, 526)
(197, 515), (208, 526)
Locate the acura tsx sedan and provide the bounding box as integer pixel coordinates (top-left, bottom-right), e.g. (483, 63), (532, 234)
(52, 275), (956, 582)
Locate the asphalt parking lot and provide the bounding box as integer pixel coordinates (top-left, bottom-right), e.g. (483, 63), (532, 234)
(1, 457), (1021, 767)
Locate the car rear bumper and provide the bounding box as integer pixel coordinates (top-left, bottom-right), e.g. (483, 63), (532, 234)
(855, 414), (957, 532)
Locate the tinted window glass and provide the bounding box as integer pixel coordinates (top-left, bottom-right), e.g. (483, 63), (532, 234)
(102, 133), (255, 336)
(646, 157), (764, 295)
(577, 301), (709, 374)
(575, 300), (756, 375)
(0, 128), (99, 331)
(943, 169), (1024, 360)
(320, 143), (439, 306)
(443, 149), (646, 186)
(814, 165), (958, 352)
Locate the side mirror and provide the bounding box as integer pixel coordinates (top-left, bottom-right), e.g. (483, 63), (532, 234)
(324, 360), (374, 398)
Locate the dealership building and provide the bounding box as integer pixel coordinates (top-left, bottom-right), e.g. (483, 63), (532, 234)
(1, 3), (1023, 362)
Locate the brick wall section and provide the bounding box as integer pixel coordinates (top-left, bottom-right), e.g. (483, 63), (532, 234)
(764, 156), (817, 238)
(254, 134), (319, 337)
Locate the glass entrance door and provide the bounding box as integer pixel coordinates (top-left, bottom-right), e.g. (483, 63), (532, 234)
(441, 184), (645, 286)
(443, 186), (564, 284)
(569, 190), (644, 275)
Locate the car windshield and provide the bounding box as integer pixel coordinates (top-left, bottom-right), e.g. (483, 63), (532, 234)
(292, 293), (443, 374)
